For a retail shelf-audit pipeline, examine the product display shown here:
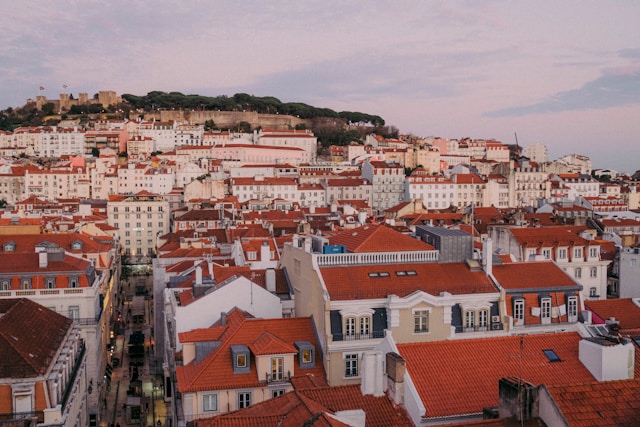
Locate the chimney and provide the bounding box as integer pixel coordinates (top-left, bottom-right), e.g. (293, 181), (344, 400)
(265, 268), (276, 293)
(579, 336), (635, 381)
(36, 247), (48, 268)
(195, 261), (203, 285)
(498, 377), (538, 421)
(482, 237), (493, 276)
(219, 311), (227, 326)
(261, 241), (271, 262)
(386, 352), (406, 405)
(361, 351), (384, 397)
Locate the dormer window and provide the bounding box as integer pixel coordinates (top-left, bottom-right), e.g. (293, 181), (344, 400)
(247, 251), (257, 261)
(558, 248), (567, 260)
(21, 278), (32, 290)
(45, 277), (56, 289)
(295, 341), (315, 369)
(230, 345), (250, 374)
(69, 276), (79, 288)
(573, 248), (583, 260)
(71, 240), (83, 250)
(3, 241), (16, 251)
(0, 279), (9, 291)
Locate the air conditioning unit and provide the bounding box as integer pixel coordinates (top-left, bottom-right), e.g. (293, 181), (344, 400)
(491, 316), (501, 323)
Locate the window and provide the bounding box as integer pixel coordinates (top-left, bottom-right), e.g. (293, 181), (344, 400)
(558, 249), (567, 259)
(360, 317), (370, 338)
(237, 392), (252, 409)
(464, 311), (475, 330)
(345, 317), (356, 339)
(574, 248), (583, 260)
(0, 279), (9, 290)
(590, 287), (598, 298)
(589, 247), (598, 258)
(21, 278), (31, 290)
(68, 305), (80, 320)
(236, 354), (247, 368)
(478, 310), (488, 329)
(247, 251), (257, 261)
(272, 389), (285, 398)
(575, 268), (582, 279)
(514, 299), (525, 325)
(45, 277), (55, 289)
(590, 267), (597, 278)
(541, 297), (552, 324)
(345, 353), (358, 377)
(271, 357), (284, 381)
(567, 296), (578, 322)
(542, 249), (551, 259)
(302, 349), (312, 364)
(69, 276), (78, 288)
(413, 310), (429, 333)
(203, 394), (217, 412)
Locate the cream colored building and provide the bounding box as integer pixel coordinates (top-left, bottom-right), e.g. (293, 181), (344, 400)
(107, 191), (170, 261)
(279, 227), (502, 386)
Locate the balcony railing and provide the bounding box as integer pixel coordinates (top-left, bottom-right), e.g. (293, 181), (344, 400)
(265, 371), (291, 384)
(316, 250), (439, 267)
(332, 330), (385, 342)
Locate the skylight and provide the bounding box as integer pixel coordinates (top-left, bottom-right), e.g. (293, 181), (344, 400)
(542, 349), (561, 362)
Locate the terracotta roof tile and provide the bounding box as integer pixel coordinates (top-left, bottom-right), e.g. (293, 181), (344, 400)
(0, 299), (73, 378)
(492, 262), (579, 290)
(320, 262), (497, 301)
(250, 332), (297, 355)
(585, 298), (640, 330)
(398, 332), (597, 419)
(547, 379), (640, 426)
(176, 317), (324, 392)
(327, 224), (434, 252)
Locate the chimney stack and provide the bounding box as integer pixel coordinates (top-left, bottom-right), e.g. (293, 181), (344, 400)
(482, 238), (493, 276)
(386, 352), (406, 405)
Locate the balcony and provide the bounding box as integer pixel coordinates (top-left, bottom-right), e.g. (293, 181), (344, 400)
(265, 371), (291, 384)
(316, 250), (439, 267)
(332, 330), (385, 342)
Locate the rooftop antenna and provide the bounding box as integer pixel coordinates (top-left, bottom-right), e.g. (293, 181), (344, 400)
(514, 132), (521, 157)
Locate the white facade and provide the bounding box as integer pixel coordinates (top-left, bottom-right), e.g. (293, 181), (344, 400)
(165, 274), (283, 351)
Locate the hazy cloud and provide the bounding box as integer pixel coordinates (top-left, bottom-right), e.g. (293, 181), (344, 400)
(486, 70), (640, 117)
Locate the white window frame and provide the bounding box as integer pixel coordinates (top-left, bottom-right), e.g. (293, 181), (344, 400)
(590, 267), (597, 278)
(271, 357), (284, 381)
(413, 309), (429, 334)
(541, 297), (552, 324)
(345, 353), (358, 378)
(575, 267), (582, 279)
(237, 391), (252, 409)
(344, 316), (356, 339)
(567, 296), (578, 322)
(478, 309), (488, 330)
(573, 247), (583, 260)
(464, 310), (475, 330)
(558, 248), (567, 259)
(514, 299), (525, 325)
(203, 393), (217, 412)
(359, 316), (370, 339)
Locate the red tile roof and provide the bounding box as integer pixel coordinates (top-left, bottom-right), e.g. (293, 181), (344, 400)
(398, 332), (598, 419)
(320, 262), (497, 301)
(0, 299), (73, 378)
(492, 262), (579, 290)
(585, 298), (640, 330)
(327, 224), (434, 252)
(546, 379), (640, 426)
(194, 384), (414, 427)
(176, 317), (325, 392)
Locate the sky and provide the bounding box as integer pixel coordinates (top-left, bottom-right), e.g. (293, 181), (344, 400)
(2, 1), (640, 172)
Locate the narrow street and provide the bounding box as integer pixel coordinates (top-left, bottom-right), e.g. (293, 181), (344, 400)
(101, 276), (168, 427)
